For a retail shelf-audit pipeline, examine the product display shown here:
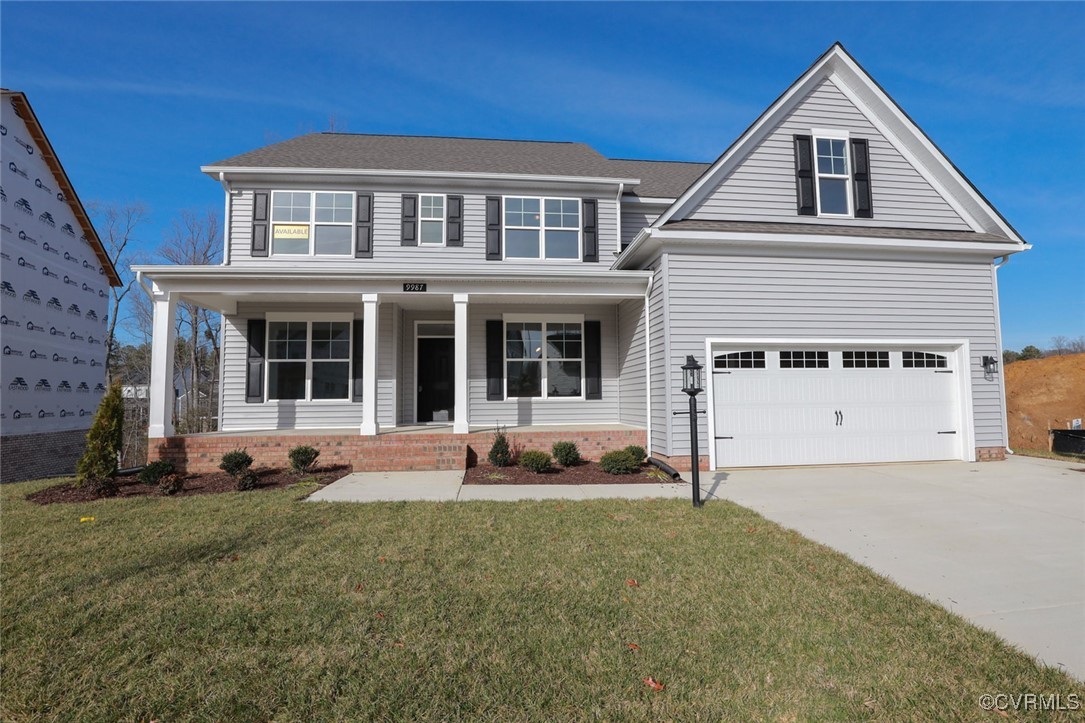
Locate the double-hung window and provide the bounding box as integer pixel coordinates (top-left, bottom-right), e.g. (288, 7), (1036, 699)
(505, 319), (582, 398)
(419, 195), (445, 245)
(267, 320), (351, 400)
(504, 197), (580, 260)
(271, 191), (354, 255)
(814, 135), (851, 216)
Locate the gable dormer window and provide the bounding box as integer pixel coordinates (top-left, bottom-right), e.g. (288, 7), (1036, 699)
(815, 134), (851, 216)
(271, 191), (354, 255)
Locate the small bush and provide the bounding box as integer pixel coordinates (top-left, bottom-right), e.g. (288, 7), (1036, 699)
(75, 382), (124, 492)
(219, 449), (254, 478)
(599, 449), (639, 475)
(488, 428), (513, 467)
(139, 460), (176, 486)
(235, 471), (258, 492)
(288, 445), (320, 475)
(519, 450), (552, 474)
(551, 441), (582, 467)
(158, 473), (184, 496)
(624, 445), (647, 462)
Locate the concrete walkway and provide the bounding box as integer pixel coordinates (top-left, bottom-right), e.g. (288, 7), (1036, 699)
(708, 455), (1085, 680)
(306, 469), (689, 503)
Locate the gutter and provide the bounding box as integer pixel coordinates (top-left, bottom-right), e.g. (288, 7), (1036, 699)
(218, 172), (238, 266)
(993, 253), (1014, 455)
(204, 165), (640, 188)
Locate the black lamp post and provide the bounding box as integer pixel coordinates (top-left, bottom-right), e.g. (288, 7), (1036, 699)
(674, 354), (706, 507)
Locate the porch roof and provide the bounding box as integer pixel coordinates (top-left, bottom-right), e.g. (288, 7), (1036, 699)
(133, 264), (651, 313)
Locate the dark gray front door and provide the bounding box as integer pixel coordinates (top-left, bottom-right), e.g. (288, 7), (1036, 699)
(417, 337), (454, 423)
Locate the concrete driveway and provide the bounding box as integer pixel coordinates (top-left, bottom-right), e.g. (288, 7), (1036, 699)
(708, 455), (1085, 680)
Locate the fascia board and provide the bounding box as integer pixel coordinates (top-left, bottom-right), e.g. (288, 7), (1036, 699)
(132, 264), (651, 282)
(621, 196), (675, 205)
(202, 165), (640, 188)
(649, 229), (1030, 256)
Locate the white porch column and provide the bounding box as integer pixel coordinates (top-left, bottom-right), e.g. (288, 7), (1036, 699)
(453, 293), (469, 434)
(359, 293), (380, 436)
(148, 290), (178, 438)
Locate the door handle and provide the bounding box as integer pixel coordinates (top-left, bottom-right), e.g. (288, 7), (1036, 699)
(840, 410), (844, 426)
(834, 410), (841, 426)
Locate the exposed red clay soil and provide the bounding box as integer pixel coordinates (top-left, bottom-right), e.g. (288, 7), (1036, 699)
(1005, 353), (1085, 451)
(464, 462), (670, 485)
(26, 465), (351, 505)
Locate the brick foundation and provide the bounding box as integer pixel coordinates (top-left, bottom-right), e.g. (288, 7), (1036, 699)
(975, 446), (1007, 461)
(1, 428), (89, 483)
(647, 452), (710, 472)
(149, 428), (647, 474)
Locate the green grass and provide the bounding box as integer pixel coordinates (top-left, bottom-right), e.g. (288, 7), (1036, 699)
(3, 478), (1082, 721)
(1013, 448), (1084, 463)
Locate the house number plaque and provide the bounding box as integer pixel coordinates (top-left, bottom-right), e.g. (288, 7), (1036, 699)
(403, 283), (427, 292)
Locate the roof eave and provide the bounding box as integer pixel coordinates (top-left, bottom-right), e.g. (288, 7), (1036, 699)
(202, 165), (640, 187)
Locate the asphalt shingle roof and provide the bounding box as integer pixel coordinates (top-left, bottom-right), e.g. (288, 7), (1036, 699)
(206, 133), (712, 197)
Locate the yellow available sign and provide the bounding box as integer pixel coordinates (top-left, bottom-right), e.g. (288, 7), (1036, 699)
(273, 224), (310, 240)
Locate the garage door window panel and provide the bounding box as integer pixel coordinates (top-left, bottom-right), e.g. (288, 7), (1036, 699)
(903, 351), (948, 369)
(843, 350), (889, 369)
(780, 350), (829, 369)
(715, 351), (766, 369)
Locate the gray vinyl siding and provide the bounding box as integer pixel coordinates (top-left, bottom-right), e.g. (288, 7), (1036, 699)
(620, 204), (666, 250)
(468, 303), (621, 427)
(657, 252), (1004, 458)
(227, 187), (619, 267)
(647, 258), (669, 454)
(686, 78), (971, 231)
(616, 298), (647, 428)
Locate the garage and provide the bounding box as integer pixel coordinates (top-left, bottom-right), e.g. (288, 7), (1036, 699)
(708, 342), (970, 468)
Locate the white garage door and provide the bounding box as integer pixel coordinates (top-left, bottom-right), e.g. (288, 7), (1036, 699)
(711, 346), (962, 468)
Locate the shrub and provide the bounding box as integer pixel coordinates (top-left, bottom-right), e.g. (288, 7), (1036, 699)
(488, 428), (512, 467)
(235, 471), (258, 492)
(219, 448), (254, 478)
(139, 460), (176, 486)
(599, 449), (639, 475)
(519, 450), (552, 474)
(75, 382), (124, 494)
(288, 445), (320, 475)
(551, 441), (582, 467)
(624, 445), (647, 463)
(158, 473), (184, 496)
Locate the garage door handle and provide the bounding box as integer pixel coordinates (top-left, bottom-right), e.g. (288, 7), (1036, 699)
(937, 431), (957, 435)
(834, 410), (842, 426)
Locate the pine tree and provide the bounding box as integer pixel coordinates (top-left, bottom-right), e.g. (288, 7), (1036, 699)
(76, 382), (124, 495)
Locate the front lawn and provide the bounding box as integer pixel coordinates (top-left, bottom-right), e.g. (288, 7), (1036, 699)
(2, 478), (1081, 720)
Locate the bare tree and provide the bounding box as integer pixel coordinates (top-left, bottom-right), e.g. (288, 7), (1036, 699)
(160, 210), (222, 433)
(89, 202), (147, 379)
(1050, 336), (1070, 356)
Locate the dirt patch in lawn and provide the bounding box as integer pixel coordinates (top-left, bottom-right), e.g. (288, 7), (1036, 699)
(26, 466), (352, 505)
(464, 462), (673, 485)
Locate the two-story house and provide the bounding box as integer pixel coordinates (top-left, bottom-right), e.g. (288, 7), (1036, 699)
(139, 44), (1027, 474)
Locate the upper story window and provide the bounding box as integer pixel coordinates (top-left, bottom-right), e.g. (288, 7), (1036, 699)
(815, 137), (851, 216)
(419, 195), (445, 245)
(504, 197), (580, 260)
(271, 191), (354, 255)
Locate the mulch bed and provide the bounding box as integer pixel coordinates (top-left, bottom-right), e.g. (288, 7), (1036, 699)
(26, 465), (352, 505)
(463, 461), (676, 485)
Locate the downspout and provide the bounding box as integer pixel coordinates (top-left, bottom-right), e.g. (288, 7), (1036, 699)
(218, 172), (234, 266)
(615, 183), (624, 258)
(993, 253), (1013, 455)
(643, 268), (654, 455)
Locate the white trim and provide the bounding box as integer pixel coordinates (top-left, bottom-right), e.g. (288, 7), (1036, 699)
(642, 271), (654, 455)
(204, 165), (640, 187)
(148, 293), (177, 438)
(702, 336), (976, 470)
(265, 312), (354, 322)
(418, 193), (447, 247)
(269, 189), (355, 257)
(501, 194), (583, 262)
(360, 295), (380, 435)
(991, 262), (1011, 451)
(812, 133), (853, 218)
(621, 196), (676, 205)
(503, 313), (584, 324)
(453, 294), (469, 434)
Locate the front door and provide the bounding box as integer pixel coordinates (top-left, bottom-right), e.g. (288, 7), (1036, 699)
(417, 337), (454, 423)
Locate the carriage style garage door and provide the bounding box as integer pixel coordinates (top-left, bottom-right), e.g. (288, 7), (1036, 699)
(710, 344), (965, 468)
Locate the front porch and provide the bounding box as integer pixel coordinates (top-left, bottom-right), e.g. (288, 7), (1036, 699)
(149, 423), (647, 473)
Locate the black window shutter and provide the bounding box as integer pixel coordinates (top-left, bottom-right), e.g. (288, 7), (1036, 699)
(446, 195), (464, 247)
(251, 192), (270, 257)
(245, 319), (266, 403)
(584, 320), (602, 400)
(581, 199), (598, 262)
(793, 135), (817, 216)
(485, 196), (502, 260)
(355, 193), (374, 258)
(352, 320), (364, 402)
(850, 138), (874, 219)
(401, 194), (418, 246)
(485, 319), (503, 400)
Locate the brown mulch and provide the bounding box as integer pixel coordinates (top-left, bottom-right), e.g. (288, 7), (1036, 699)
(463, 461), (674, 485)
(26, 465), (352, 505)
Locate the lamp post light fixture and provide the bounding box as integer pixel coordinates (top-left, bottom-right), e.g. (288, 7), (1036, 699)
(674, 354), (706, 507)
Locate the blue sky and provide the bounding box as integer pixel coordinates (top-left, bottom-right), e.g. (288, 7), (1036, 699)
(2, 1), (1082, 350)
